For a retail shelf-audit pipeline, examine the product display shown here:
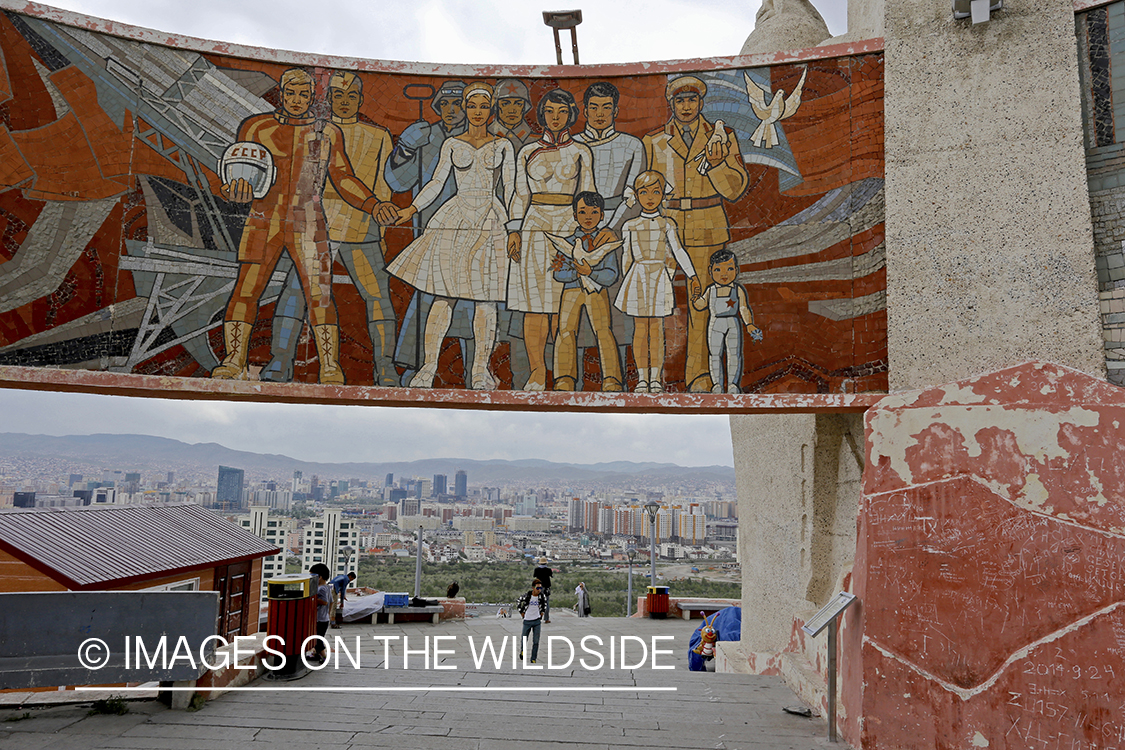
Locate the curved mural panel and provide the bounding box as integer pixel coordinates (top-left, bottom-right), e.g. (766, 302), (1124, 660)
(0, 4), (885, 407)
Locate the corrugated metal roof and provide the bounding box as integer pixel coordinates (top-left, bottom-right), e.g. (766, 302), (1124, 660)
(0, 502), (280, 589)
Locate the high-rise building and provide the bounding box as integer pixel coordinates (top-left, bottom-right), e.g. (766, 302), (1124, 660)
(166, 472), (175, 485)
(568, 498), (583, 531)
(216, 466), (245, 510)
(235, 506), (299, 612)
(300, 508), (358, 579)
(385, 473), (394, 487)
(68, 474), (83, 488)
(583, 499), (601, 533)
(402, 496), (420, 517)
(433, 474), (447, 495)
(597, 505), (615, 536)
(454, 470), (467, 497)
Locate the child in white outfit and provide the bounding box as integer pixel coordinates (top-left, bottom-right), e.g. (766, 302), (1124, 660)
(691, 248), (762, 393)
(614, 170), (700, 392)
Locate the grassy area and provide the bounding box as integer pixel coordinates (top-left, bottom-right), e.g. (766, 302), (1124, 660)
(356, 558), (740, 617)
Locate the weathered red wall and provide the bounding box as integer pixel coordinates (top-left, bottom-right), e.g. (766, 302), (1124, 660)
(849, 361), (1125, 749)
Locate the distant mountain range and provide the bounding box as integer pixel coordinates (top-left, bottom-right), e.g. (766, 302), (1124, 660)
(0, 433), (736, 489)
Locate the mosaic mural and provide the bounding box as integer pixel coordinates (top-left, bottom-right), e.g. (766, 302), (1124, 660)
(0, 9), (886, 398)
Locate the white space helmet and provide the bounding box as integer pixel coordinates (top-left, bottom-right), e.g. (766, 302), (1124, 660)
(219, 141), (276, 199)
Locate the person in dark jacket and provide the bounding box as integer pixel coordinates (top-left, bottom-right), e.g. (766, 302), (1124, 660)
(532, 557), (554, 623)
(517, 579), (548, 663)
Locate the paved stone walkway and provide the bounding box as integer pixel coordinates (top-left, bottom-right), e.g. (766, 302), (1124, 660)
(0, 616), (833, 750)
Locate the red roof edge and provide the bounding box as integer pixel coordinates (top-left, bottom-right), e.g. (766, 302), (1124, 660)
(0, 537), (83, 589)
(0, 538), (280, 591)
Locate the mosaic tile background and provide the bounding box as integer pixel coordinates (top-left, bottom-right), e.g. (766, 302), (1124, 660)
(0, 10), (887, 399)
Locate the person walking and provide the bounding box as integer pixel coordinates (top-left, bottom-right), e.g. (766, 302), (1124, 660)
(532, 557), (554, 623)
(517, 579), (548, 663)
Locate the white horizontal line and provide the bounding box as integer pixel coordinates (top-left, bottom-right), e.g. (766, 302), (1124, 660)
(75, 686), (677, 693)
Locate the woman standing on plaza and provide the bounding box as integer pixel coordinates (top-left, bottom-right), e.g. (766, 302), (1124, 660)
(575, 581), (591, 617)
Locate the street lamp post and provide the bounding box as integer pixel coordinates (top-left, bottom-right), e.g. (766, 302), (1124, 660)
(542, 10), (582, 65)
(626, 546), (636, 616)
(414, 525), (423, 598)
(644, 502), (660, 584)
(342, 546), (355, 577)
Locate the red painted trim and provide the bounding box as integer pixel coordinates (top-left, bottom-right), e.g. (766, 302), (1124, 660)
(0, 365), (884, 414)
(0, 1), (883, 75)
(0, 538), (81, 589)
(67, 553), (278, 591)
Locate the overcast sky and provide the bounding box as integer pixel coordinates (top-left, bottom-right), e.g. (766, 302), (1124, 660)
(0, 0), (849, 468)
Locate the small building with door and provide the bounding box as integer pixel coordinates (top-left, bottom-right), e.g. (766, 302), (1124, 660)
(0, 502), (279, 639)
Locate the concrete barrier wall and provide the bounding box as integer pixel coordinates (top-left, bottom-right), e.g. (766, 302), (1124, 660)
(848, 361), (1125, 749)
(0, 2), (885, 409)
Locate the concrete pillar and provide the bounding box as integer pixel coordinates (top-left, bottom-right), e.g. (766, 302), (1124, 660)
(884, 0), (1104, 390)
(732, 413), (863, 657)
(732, 414), (816, 655)
(731, 0), (865, 672)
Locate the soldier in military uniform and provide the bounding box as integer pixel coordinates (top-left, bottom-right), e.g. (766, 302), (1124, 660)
(488, 78), (536, 150)
(487, 78), (536, 389)
(642, 76), (749, 392)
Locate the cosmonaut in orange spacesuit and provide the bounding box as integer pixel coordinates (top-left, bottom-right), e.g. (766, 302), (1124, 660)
(213, 67), (397, 384)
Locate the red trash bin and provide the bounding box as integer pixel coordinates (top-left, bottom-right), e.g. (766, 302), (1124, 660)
(266, 574), (317, 677)
(646, 585), (670, 619)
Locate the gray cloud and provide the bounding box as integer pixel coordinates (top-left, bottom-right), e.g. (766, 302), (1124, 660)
(45, 0), (849, 64)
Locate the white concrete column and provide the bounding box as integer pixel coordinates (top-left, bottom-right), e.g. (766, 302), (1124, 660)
(732, 414), (816, 654)
(885, 0), (1104, 390)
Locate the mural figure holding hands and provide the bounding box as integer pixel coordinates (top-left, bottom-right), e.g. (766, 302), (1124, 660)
(389, 82), (518, 389)
(214, 68), (393, 385)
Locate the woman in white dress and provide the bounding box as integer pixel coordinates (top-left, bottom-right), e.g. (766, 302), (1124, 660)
(391, 82), (518, 389)
(615, 170), (701, 393)
(507, 88), (596, 390)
